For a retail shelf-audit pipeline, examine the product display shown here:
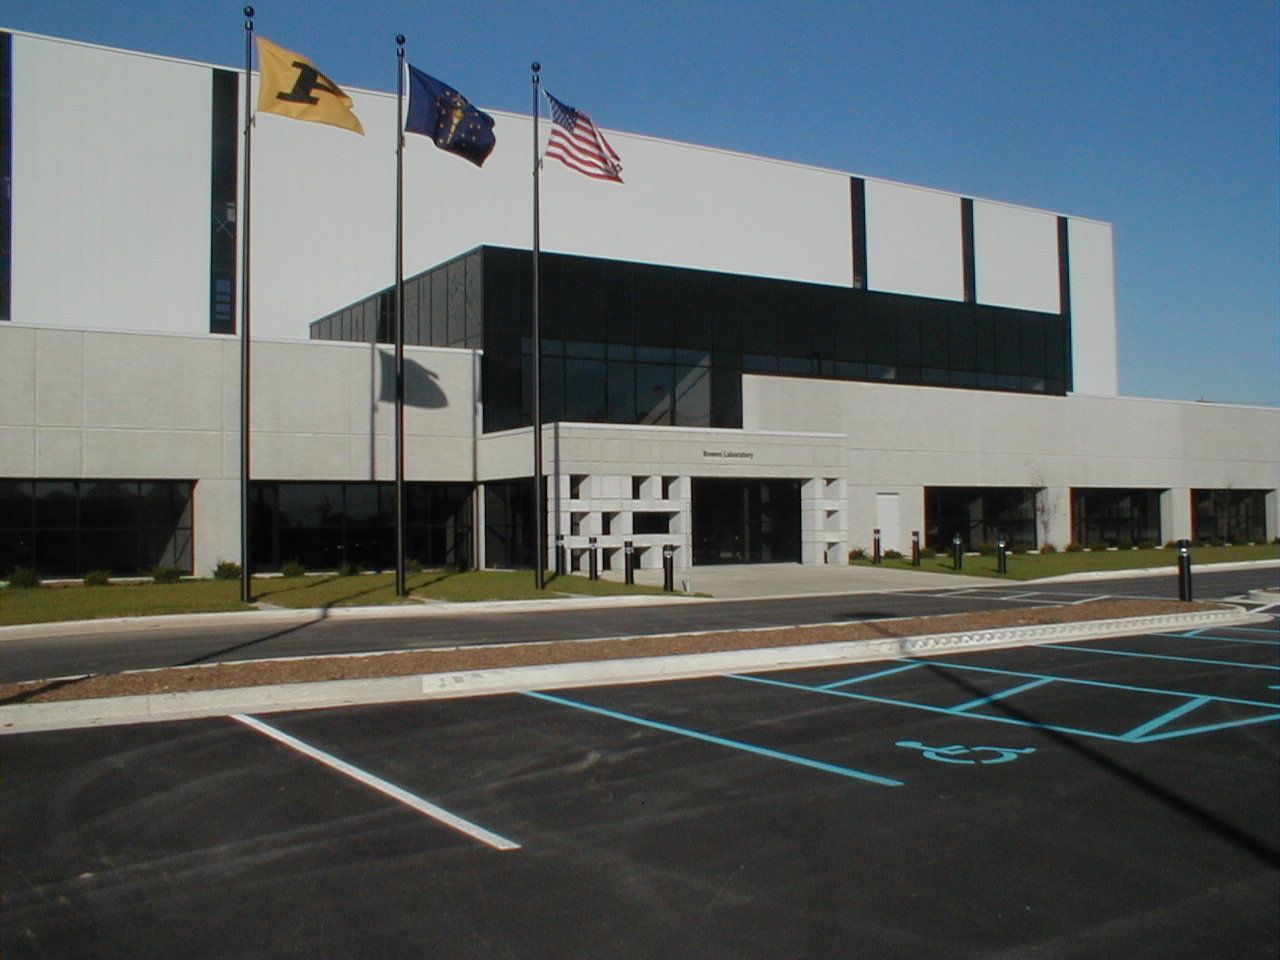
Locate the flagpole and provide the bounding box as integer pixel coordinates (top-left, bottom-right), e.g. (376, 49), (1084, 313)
(394, 36), (407, 597)
(531, 62), (545, 590)
(239, 6), (255, 604)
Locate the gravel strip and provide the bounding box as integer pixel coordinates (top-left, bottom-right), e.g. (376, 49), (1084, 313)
(0, 598), (1219, 706)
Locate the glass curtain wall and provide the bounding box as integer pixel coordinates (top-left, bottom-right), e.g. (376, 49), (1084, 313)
(1072, 489), (1162, 547)
(250, 481), (473, 572)
(1192, 489), (1269, 544)
(925, 487), (1038, 552)
(1, 479), (194, 577)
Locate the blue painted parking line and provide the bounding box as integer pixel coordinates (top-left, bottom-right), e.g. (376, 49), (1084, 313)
(1044, 644), (1280, 672)
(729, 655), (1280, 746)
(820, 662), (923, 690)
(732, 672), (1135, 743)
(524, 691), (904, 787)
(1187, 625), (1280, 636)
(1154, 632), (1279, 647)
(951, 677), (1054, 713)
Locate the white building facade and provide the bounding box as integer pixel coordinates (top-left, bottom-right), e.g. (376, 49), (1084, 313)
(1, 30), (1275, 579)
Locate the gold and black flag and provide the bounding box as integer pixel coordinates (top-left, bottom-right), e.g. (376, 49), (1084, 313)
(256, 37), (364, 135)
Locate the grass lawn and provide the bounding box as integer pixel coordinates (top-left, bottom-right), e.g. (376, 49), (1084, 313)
(851, 543), (1278, 581)
(0, 569), (670, 626)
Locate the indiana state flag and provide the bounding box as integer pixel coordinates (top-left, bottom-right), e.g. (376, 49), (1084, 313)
(405, 65), (496, 167)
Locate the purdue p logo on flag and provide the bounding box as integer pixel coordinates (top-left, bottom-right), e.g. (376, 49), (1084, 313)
(256, 37), (364, 135)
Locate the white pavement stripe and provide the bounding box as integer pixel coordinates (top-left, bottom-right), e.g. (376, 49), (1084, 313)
(230, 714), (520, 851)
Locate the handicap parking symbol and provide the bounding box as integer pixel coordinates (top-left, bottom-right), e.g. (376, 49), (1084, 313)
(897, 740), (1035, 765)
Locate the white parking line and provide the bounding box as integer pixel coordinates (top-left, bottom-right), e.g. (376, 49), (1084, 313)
(231, 714), (520, 851)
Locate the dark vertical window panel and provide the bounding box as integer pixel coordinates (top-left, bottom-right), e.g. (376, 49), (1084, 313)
(564, 357), (608, 421)
(403, 275), (422, 345)
(850, 177), (868, 290)
(710, 366), (743, 428)
(447, 259), (467, 346)
(1020, 314), (1047, 376)
(960, 197), (976, 304)
(540, 355), (565, 422)
(603, 259), (636, 346)
(775, 286), (813, 360)
(377, 292), (394, 343)
(973, 308), (996, 373)
(732, 277), (775, 355)
(465, 250), (483, 347)
(994, 317), (1021, 384)
(208, 68), (239, 334)
(482, 247), (529, 339)
(606, 360), (636, 423)
(672, 270), (710, 349)
(558, 255), (606, 343)
(431, 270), (449, 346)
(1057, 216), (1073, 391)
(631, 263), (674, 348)
(896, 306), (923, 368)
(673, 361), (711, 426)
(949, 309), (976, 373)
(635, 362), (673, 425)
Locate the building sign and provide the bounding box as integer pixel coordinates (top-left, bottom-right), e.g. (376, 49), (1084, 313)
(702, 449), (755, 460)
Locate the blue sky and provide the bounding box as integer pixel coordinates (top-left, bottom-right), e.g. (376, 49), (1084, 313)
(7, 1), (1277, 405)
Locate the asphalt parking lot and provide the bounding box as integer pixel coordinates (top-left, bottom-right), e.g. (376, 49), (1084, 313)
(4, 615), (1277, 959)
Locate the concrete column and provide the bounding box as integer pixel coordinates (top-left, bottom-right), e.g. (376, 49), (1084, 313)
(1161, 487), (1193, 544)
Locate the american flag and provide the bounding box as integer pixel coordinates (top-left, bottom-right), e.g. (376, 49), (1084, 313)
(544, 91), (623, 183)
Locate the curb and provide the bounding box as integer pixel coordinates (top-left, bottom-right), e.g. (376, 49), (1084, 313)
(0, 605), (1260, 735)
(0, 592), (696, 642)
(1033, 558), (1280, 583)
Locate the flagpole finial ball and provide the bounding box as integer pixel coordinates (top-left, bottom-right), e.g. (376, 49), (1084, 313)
(243, 6), (254, 17)
(396, 35), (406, 47)
(532, 62), (541, 73)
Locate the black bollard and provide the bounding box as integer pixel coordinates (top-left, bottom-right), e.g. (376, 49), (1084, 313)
(1177, 539), (1192, 601)
(911, 530), (920, 567)
(997, 537), (1008, 574)
(555, 534), (565, 576)
(588, 536), (599, 580)
(873, 528), (882, 564)
(952, 534), (963, 571)
(662, 544), (675, 592)
(624, 540), (635, 585)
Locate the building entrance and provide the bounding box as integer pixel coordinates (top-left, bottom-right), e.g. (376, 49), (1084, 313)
(691, 478), (801, 565)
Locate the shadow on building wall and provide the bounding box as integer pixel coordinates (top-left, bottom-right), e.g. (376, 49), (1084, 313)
(377, 350), (448, 409)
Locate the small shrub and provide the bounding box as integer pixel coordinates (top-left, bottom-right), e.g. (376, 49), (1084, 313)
(8, 566), (41, 588)
(1086, 540), (1105, 552)
(213, 560), (242, 580)
(281, 559), (307, 578)
(1038, 543), (1058, 555)
(1136, 539), (1157, 550)
(1116, 538), (1134, 550)
(883, 549), (903, 561)
(151, 565), (183, 584)
(83, 569), (111, 586)
(405, 557), (423, 574)
(337, 560), (363, 577)
(847, 548), (866, 563)
(977, 542), (997, 557)
(1064, 542), (1082, 553)
(1163, 540), (1179, 549)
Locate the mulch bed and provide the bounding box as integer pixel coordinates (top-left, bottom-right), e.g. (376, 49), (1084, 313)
(0, 598), (1219, 706)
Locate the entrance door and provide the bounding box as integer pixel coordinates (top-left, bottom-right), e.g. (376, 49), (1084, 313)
(692, 478), (801, 565)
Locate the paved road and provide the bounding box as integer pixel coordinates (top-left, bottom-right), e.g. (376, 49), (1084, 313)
(2, 567), (1275, 686)
(4, 617), (1276, 959)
